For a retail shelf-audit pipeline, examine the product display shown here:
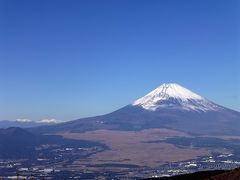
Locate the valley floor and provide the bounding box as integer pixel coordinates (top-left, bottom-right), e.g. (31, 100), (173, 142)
(1, 128), (240, 179)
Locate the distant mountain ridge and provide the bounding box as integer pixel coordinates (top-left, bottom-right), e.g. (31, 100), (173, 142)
(32, 83), (240, 136)
(0, 120), (42, 128)
(0, 119), (60, 129)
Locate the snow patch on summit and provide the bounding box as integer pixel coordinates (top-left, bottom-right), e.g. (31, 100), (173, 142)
(132, 83), (221, 112)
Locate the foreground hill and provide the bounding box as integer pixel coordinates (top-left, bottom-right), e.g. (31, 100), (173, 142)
(148, 168), (240, 180)
(0, 127), (38, 158)
(0, 127), (107, 159)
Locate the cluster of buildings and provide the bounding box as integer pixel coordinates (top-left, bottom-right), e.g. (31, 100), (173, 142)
(0, 152), (240, 179)
(149, 153), (240, 178)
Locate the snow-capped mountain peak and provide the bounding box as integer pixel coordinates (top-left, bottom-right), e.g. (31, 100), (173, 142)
(132, 83), (221, 112)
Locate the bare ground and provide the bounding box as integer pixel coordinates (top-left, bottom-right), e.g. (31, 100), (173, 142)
(59, 128), (210, 168)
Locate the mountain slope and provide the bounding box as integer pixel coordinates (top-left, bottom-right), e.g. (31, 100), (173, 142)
(0, 127), (38, 158)
(32, 83), (240, 136)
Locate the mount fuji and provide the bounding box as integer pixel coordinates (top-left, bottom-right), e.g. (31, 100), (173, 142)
(34, 83), (240, 136)
(132, 83), (222, 112)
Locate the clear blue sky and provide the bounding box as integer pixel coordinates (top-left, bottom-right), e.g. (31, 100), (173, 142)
(0, 0), (239, 121)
